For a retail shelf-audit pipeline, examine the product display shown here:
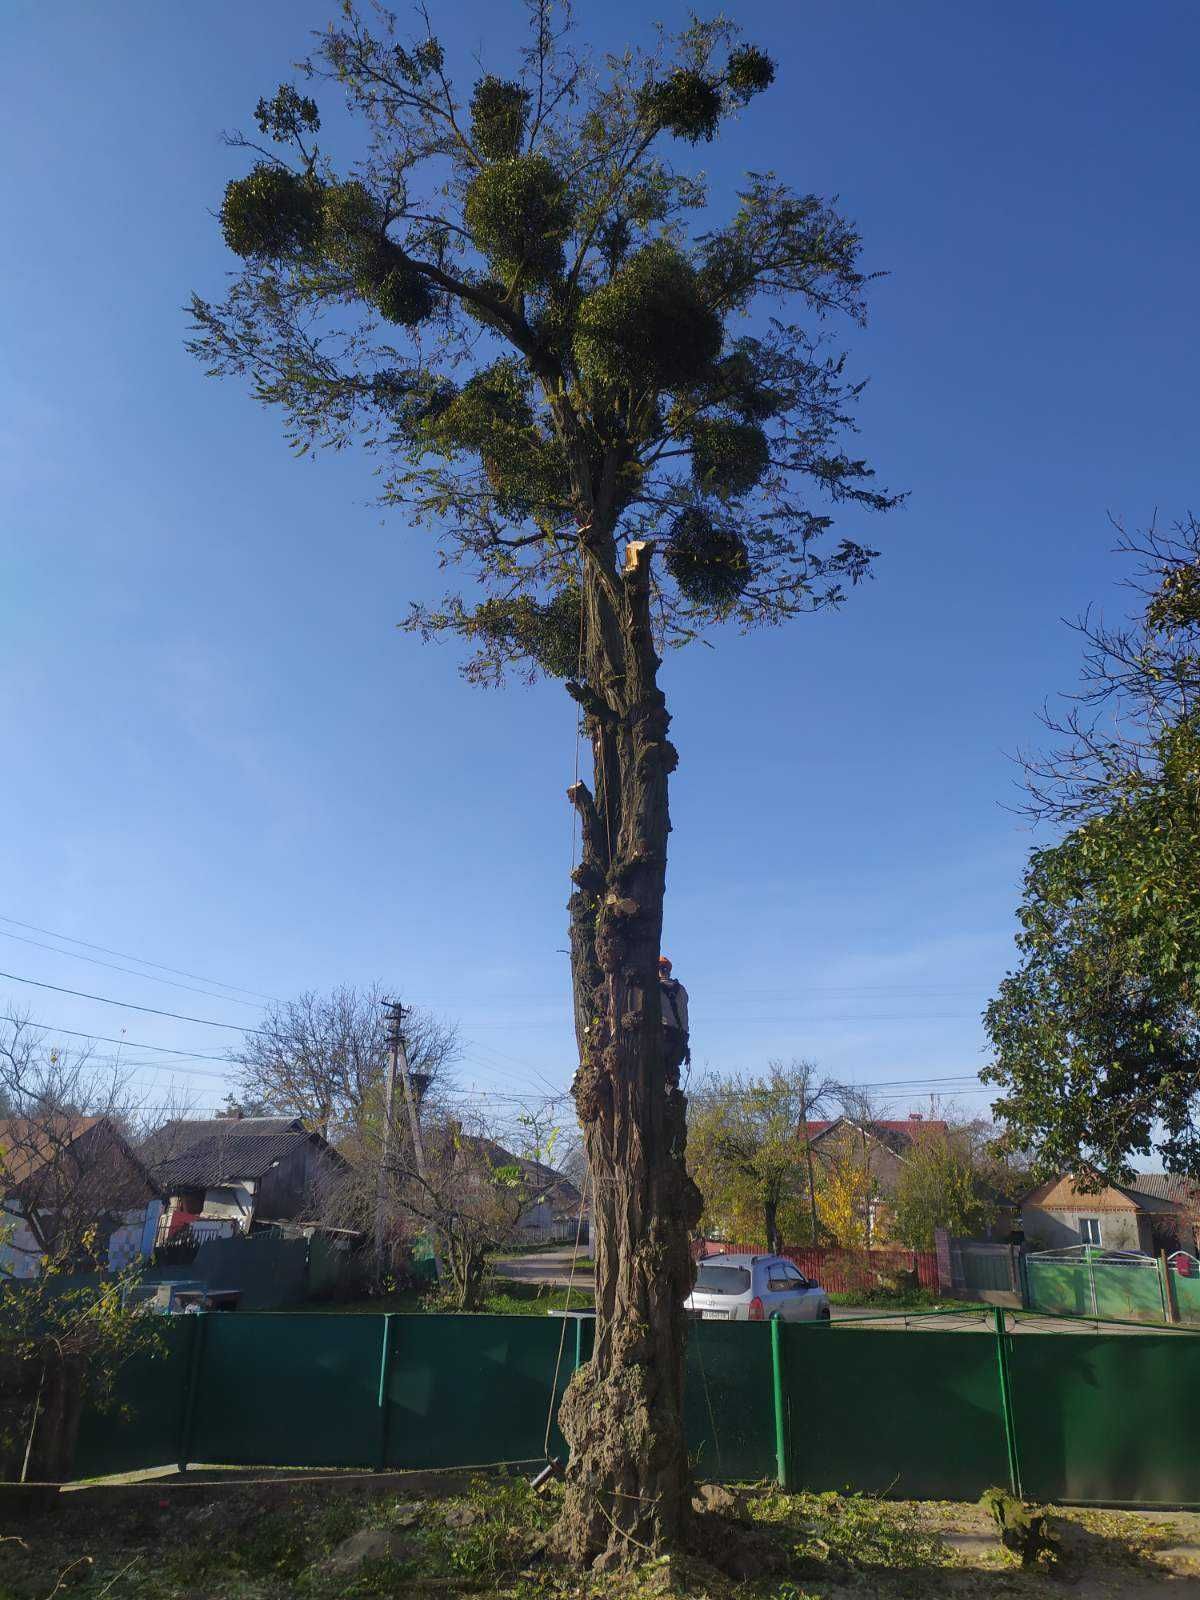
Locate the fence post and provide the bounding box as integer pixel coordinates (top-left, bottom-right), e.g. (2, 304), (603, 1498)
(1159, 1252), (1179, 1325)
(176, 1312), (209, 1474)
(769, 1315), (791, 1491)
(376, 1315), (396, 1469)
(993, 1307), (1022, 1499)
(1086, 1248), (1099, 1318)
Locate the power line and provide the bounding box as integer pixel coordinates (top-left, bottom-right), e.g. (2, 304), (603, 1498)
(7, 1017), (234, 1064)
(0, 926), (266, 1009)
(0, 969), (259, 1033)
(0, 912), (279, 1003)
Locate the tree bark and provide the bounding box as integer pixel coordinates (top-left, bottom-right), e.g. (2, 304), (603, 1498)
(556, 535), (702, 1568)
(764, 1197), (779, 1255)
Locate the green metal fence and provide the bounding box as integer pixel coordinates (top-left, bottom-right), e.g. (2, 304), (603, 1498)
(1025, 1248), (1200, 1326)
(71, 1308), (1200, 1507)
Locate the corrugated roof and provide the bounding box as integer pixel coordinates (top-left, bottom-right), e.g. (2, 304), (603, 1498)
(140, 1116), (302, 1169)
(154, 1130), (321, 1190)
(1129, 1173), (1199, 1207)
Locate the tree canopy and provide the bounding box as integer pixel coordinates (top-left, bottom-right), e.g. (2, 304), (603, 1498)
(985, 517), (1200, 1183)
(189, 2), (899, 686)
(891, 1127), (996, 1250)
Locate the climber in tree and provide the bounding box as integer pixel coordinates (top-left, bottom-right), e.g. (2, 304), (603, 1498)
(659, 955), (690, 1083)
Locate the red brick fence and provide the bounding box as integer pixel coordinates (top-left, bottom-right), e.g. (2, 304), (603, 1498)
(694, 1239), (942, 1295)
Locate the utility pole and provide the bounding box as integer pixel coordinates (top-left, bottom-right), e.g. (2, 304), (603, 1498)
(375, 1000), (402, 1272)
(376, 998), (441, 1279)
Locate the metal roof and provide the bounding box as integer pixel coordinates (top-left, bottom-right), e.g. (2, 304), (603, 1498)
(1129, 1173), (1199, 1207)
(153, 1129), (324, 1190)
(140, 1116), (302, 1170)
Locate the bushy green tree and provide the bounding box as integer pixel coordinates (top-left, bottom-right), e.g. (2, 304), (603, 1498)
(689, 1061), (836, 1248)
(891, 1128), (995, 1250)
(189, 3), (899, 1561)
(985, 517), (1200, 1185)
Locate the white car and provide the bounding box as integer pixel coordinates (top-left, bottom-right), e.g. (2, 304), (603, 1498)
(686, 1253), (831, 1323)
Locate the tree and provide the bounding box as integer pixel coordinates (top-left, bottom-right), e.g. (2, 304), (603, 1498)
(891, 1125), (996, 1250)
(985, 517), (1200, 1185)
(232, 983), (458, 1141)
(813, 1141), (877, 1248)
(0, 1016), (156, 1273)
(189, 6), (899, 1561)
(0, 1017), (166, 1482)
(399, 1118), (533, 1310)
(689, 1060), (837, 1248)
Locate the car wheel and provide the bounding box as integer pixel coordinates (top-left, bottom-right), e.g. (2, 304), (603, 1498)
(817, 1304), (831, 1321)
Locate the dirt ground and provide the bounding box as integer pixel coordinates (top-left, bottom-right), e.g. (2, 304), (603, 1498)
(3, 1470), (1200, 1600)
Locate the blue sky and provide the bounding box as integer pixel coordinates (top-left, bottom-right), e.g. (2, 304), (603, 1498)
(2, 1), (1197, 1139)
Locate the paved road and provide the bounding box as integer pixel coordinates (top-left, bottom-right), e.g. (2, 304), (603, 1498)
(493, 1246), (593, 1290)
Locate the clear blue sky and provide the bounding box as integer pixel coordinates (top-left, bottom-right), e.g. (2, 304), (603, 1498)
(2, 1), (1197, 1137)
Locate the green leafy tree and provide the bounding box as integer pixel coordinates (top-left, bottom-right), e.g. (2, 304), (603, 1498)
(985, 516), (1200, 1185)
(891, 1127), (996, 1250)
(0, 1247), (164, 1482)
(689, 1060), (836, 1248)
(189, 4), (899, 1560)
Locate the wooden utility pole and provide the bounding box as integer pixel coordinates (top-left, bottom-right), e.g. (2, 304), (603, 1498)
(374, 1000), (403, 1272)
(377, 997), (441, 1279)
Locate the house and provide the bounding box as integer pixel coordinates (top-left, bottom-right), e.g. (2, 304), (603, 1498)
(1019, 1174), (1196, 1254)
(468, 1137), (585, 1244)
(802, 1114), (950, 1240)
(0, 1115), (160, 1280)
(140, 1114), (345, 1242)
(1128, 1174), (1200, 1252)
(805, 1115), (950, 1196)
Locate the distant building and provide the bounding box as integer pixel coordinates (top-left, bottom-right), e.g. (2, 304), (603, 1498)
(468, 1137), (586, 1244)
(140, 1114), (344, 1243)
(0, 1115), (159, 1279)
(1019, 1173), (1197, 1254)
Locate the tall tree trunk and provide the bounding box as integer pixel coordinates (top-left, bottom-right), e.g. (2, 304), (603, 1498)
(764, 1197), (779, 1255)
(557, 535), (702, 1568)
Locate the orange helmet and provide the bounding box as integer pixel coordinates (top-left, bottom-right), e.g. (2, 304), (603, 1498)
(658, 956), (673, 975)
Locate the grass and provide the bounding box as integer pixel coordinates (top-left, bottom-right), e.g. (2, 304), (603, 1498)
(827, 1287), (988, 1312)
(3, 1473), (1187, 1600)
(297, 1277), (594, 1317)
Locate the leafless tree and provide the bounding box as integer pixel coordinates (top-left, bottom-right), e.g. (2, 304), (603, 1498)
(0, 1014), (157, 1275)
(1019, 512), (1200, 824)
(395, 1117), (533, 1310)
(317, 1108), (533, 1308)
(230, 983), (459, 1141)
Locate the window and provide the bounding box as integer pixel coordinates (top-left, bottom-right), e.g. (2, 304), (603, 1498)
(767, 1262), (808, 1292)
(1079, 1217), (1102, 1246)
(694, 1264), (751, 1295)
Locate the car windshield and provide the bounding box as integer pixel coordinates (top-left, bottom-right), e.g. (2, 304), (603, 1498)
(694, 1264), (751, 1295)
